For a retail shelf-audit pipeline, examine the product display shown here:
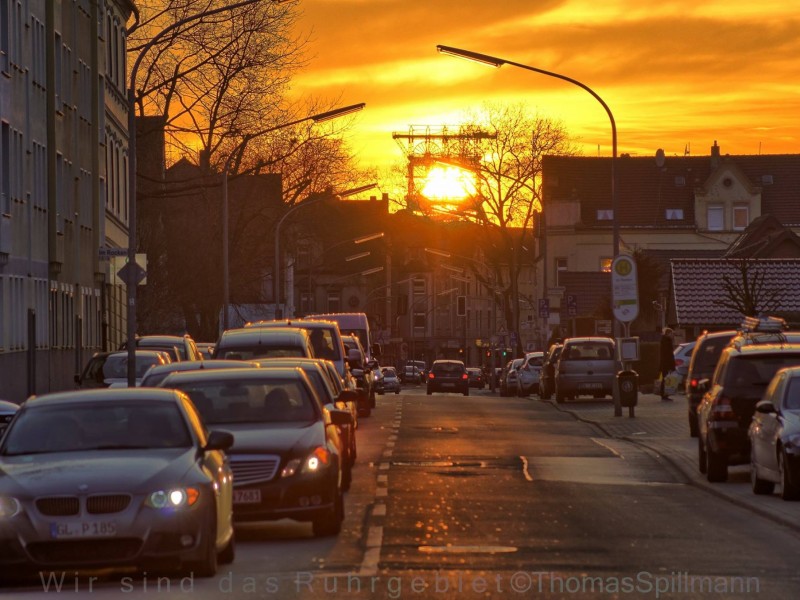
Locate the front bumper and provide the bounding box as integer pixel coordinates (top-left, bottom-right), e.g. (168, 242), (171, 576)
(231, 469), (338, 523)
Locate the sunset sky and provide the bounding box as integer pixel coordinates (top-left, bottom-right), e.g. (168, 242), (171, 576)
(291, 0), (800, 179)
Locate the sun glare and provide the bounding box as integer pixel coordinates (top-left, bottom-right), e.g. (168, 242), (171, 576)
(420, 166), (477, 201)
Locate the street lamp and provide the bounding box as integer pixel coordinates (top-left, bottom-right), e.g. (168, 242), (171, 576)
(437, 45), (621, 407)
(219, 103), (365, 330)
(126, 0), (272, 386)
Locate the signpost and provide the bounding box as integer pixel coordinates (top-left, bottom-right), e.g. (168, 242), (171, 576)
(566, 294), (578, 317)
(611, 255), (639, 417)
(538, 298), (550, 319)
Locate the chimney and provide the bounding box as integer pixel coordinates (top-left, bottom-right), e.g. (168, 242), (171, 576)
(710, 140), (721, 169)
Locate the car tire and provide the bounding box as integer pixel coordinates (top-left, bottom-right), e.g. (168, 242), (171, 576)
(689, 411), (699, 438)
(706, 443), (728, 482)
(751, 449), (775, 495)
(463, 388), (469, 397)
(427, 389), (432, 395)
(395, 390), (400, 394)
(555, 388), (566, 404)
(186, 515), (218, 578)
(312, 486), (344, 537)
(349, 434), (357, 467)
(780, 450), (800, 501)
(218, 529), (235, 565)
(359, 405), (371, 418)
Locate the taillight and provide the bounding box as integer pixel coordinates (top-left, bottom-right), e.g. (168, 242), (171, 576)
(690, 378), (699, 388)
(710, 396), (735, 421)
(461, 373), (468, 380)
(675, 359), (684, 367)
(428, 372), (435, 379)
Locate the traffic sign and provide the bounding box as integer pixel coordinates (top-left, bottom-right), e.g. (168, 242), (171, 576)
(98, 247), (128, 259)
(538, 298), (550, 318)
(611, 255), (639, 322)
(566, 294), (578, 317)
(117, 261), (147, 286)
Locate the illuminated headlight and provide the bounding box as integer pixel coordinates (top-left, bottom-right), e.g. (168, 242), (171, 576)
(0, 496), (21, 518)
(281, 448), (331, 478)
(146, 487), (199, 509)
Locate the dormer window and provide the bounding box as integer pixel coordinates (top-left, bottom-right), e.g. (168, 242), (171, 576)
(708, 205), (724, 231)
(733, 205), (749, 230)
(665, 209), (684, 220)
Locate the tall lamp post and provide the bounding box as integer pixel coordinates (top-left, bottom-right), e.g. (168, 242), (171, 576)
(436, 45), (621, 410)
(125, 0), (271, 386)
(221, 103), (366, 330)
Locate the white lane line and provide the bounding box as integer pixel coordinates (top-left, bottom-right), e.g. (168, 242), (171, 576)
(372, 503), (386, 517)
(376, 487), (388, 497)
(520, 455), (534, 482)
(379, 462), (390, 470)
(592, 437), (625, 458)
(382, 449), (393, 458)
(377, 474), (388, 484)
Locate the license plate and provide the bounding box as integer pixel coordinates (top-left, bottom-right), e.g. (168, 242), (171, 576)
(233, 489), (262, 504)
(441, 383), (455, 388)
(51, 521), (117, 539)
(578, 382), (603, 390)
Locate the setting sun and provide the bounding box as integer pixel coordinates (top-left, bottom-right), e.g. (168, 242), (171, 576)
(419, 165), (477, 201)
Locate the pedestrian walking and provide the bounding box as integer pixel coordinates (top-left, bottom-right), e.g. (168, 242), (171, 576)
(659, 327), (675, 400)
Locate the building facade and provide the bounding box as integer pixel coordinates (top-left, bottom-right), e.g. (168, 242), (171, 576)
(0, 0), (133, 401)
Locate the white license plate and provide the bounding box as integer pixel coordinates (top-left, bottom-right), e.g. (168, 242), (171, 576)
(233, 489), (262, 504)
(51, 521), (117, 539)
(578, 382), (603, 390)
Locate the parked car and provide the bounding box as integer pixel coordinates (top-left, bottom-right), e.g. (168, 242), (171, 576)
(120, 334), (202, 362)
(75, 350), (171, 388)
(213, 327), (315, 360)
(673, 341), (696, 388)
(554, 337), (616, 403)
(381, 367), (401, 394)
(749, 365), (800, 500)
(0, 388), (235, 577)
(697, 341), (800, 482)
(196, 342), (215, 360)
(466, 367), (485, 389)
(685, 330), (737, 437)
(517, 351), (544, 396)
(161, 366), (351, 537)
(426, 360), (469, 396)
(140, 359), (259, 388)
(539, 343), (564, 400)
(499, 359), (523, 396)
(342, 334), (375, 416)
(0, 400), (19, 437)
(372, 362), (386, 394)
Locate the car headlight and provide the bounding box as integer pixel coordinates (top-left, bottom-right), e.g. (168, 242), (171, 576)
(145, 487), (200, 509)
(281, 447), (331, 478)
(0, 496), (21, 518)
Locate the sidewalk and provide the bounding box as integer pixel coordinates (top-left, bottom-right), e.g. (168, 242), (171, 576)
(539, 391), (800, 533)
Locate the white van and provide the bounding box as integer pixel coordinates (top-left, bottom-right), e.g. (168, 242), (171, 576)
(306, 313), (378, 363)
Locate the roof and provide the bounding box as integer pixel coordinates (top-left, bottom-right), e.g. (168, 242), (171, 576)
(218, 327), (310, 345)
(671, 258), (800, 327)
(543, 151), (800, 228)
(26, 388), (180, 406)
(724, 214), (800, 258)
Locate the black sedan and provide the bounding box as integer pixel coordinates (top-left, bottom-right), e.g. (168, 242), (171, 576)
(0, 389), (235, 578)
(160, 367), (352, 537)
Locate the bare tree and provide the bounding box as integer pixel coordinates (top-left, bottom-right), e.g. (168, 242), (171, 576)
(714, 259), (785, 317)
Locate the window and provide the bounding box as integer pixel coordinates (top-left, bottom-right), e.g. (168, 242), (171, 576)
(665, 209), (684, 220)
(300, 292), (313, 315)
(555, 257), (567, 286)
(733, 205), (749, 230)
(326, 292), (340, 313)
(600, 257), (612, 273)
(708, 205), (724, 231)
(413, 312), (426, 330)
(597, 209), (613, 221)
(412, 277), (426, 296)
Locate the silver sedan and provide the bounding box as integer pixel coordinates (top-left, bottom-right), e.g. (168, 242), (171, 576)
(0, 388), (235, 578)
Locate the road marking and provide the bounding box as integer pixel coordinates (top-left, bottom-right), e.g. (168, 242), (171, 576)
(372, 503), (386, 517)
(379, 462), (390, 470)
(418, 545), (518, 554)
(376, 487), (388, 497)
(377, 474), (388, 483)
(592, 437), (625, 458)
(520, 455), (534, 482)
(366, 525), (383, 547)
(383, 449), (393, 458)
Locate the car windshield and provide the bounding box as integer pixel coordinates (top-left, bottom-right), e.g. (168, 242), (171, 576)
(217, 346), (305, 360)
(172, 378), (318, 424)
(100, 354), (162, 379)
(2, 402), (192, 455)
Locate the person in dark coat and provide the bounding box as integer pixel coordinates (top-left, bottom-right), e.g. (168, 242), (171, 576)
(659, 327), (675, 399)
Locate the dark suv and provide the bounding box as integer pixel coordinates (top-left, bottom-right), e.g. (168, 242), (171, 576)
(426, 360), (469, 396)
(697, 342), (800, 482)
(685, 330), (736, 437)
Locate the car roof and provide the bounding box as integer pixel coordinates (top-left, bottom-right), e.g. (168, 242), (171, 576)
(724, 342), (800, 356)
(217, 327), (310, 344)
(432, 359), (464, 365)
(563, 337), (614, 344)
(161, 366), (306, 384)
(143, 359), (257, 376)
(245, 319), (339, 330)
(24, 388), (182, 407)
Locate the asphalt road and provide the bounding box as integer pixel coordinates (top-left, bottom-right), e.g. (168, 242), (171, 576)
(7, 387), (800, 599)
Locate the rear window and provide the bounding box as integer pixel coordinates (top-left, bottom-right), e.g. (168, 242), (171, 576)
(217, 346), (306, 360)
(432, 362), (465, 375)
(723, 353), (800, 398)
(694, 336), (735, 371)
(563, 342), (613, 361)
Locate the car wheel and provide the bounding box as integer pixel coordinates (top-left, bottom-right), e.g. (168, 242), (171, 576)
(359, 404), (371, 418)
(342, 460), (352, 491)
(349, 434), (357, 467)
(780, 450), (800, 501)
(751, 448), (775, 495)
(688, 411), (699, 438)
(395, 390), (400, 394)
(463, 388), (469, 397)
(698, 437), (707, 474)
(706, 443), (728, 482)
(218, 529), (235, 565)
(427, 389), (432, 395)
(186, 515), (218, 577)
(555, 388), (566, 404)
(312, 486), (344, 537)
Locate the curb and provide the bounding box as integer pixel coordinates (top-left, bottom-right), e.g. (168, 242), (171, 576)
(537, 397), (800, 535)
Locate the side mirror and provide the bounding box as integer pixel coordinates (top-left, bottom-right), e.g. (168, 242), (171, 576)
(204, 430), (235, 452)
(329, 408), (354, 427)
(337, 389), (360, 404)
(697, 378), (710, 393)
(755, 400), (777, 415)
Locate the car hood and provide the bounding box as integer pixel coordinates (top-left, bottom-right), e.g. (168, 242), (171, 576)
(213, 422), (324, 455)
(0, 449), (195, 496)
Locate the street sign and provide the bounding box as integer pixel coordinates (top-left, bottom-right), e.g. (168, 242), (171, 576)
(611, 255), (639, 323)
(98, 247), (128, 259)
(538, 298), (550, 318)
(510, 332), (517, 348)
(566, 294), (578, 317)
(117, 261), (147, 286)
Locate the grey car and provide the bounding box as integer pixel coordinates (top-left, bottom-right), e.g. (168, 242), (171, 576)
(0, 388), (235, 578)
(555, 337), (616, 403)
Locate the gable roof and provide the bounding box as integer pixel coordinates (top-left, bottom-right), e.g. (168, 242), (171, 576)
(671, 258), (800, 327)
(542, 150), (800, 228)
(724, 214), (800, 258)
